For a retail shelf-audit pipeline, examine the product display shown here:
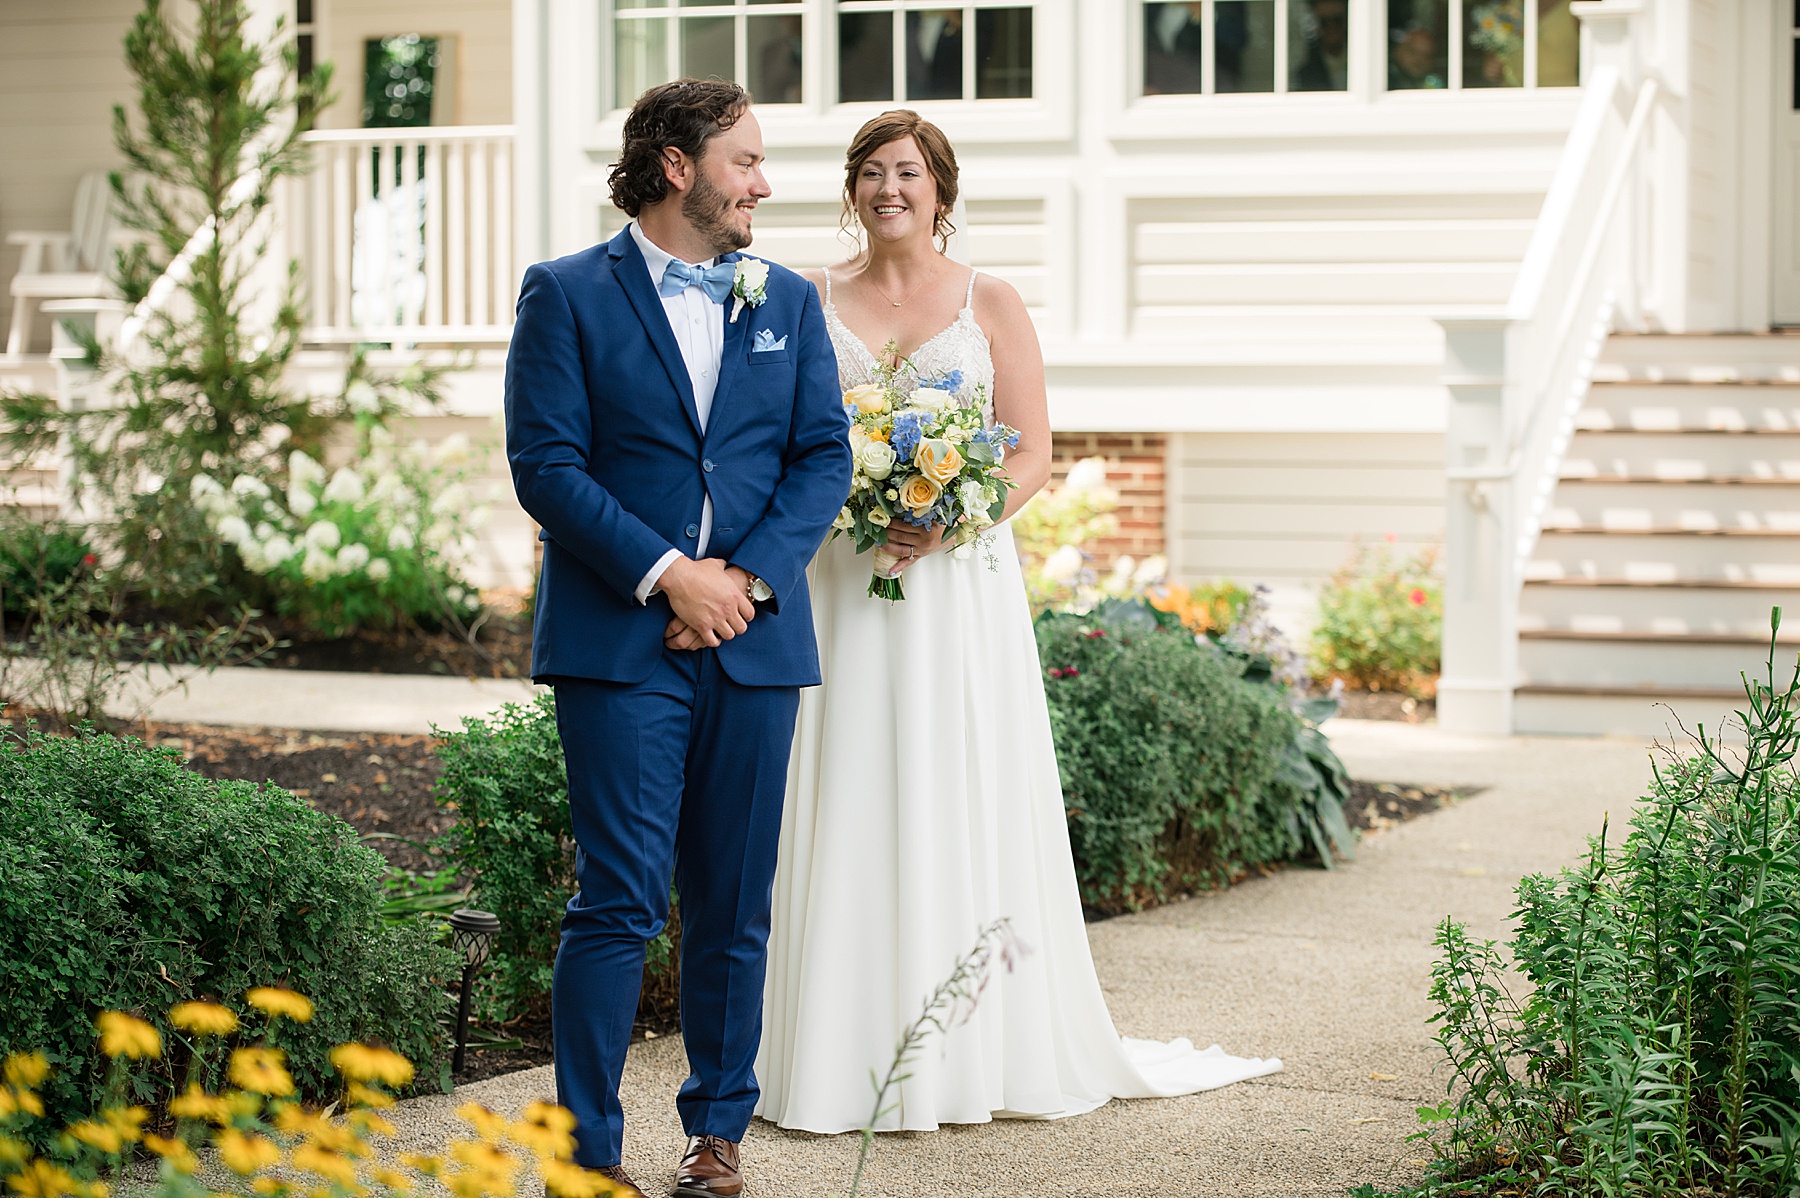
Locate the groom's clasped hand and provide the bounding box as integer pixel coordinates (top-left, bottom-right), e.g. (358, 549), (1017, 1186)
(659, 557), (757, 651)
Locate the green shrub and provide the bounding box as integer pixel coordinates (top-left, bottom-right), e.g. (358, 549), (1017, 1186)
(1036, 602), (1353, 913)
(1310, 538), (1442, 696)
(432, 695), (679, 1025)
(1393, 617), (1800, 1198)
(0, 522), (92, 614)
(0, 726), (454, 1130)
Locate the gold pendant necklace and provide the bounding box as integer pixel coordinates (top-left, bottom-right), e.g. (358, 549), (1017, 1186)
(869, 275), (928, 308)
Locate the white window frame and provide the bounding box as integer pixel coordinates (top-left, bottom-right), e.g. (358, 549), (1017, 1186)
(1382, 0), (1577, 92)
(609, 0), (810, 112)
(1137, 0), (1344, 99)
(830, 0), (1039, 106)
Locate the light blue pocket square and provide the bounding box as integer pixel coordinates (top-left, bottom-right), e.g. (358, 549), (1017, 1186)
(751, 329), (787, 353)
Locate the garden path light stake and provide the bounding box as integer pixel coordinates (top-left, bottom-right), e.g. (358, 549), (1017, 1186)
(448, 908), (501, 1074)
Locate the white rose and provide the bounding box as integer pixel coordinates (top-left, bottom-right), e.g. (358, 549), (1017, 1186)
(367, 557), (392, 583)
(907, 387), (952, 413)
(345, 380), (381, 414)
(304, 520), (342, 551)
(323, 467), (365, 505)
(848, 424), (872, 455)
(856, 441), (897, 481)
(736, 259), (770, 294)
(336, 543), (371, 573)
(388, 525), (416, 552)
(1043, 544), (1085, 586)
(957, 479), (988, 512)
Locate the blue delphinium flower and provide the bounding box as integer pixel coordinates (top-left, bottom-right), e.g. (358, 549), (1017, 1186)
(921, 369), (964, 395)
(890, 410), (928, 460)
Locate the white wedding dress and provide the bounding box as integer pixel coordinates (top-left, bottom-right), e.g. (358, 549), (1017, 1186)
(753, 268), (1282, 1134)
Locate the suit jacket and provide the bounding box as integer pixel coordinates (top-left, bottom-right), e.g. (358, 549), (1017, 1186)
(504, 230), (851, 688)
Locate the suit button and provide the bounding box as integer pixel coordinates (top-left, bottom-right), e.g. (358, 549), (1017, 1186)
(685, 523), (699, 538)
(703, 459), (715, 472)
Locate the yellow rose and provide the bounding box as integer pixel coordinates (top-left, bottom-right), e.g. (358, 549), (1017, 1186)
(913, 438), (964, 486)
(843, 384), (888, 416)
(897, 473), (943, 515)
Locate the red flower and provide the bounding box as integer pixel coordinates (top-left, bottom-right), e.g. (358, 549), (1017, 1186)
(81, 554), (98, 567)
(1048, 668), (1064, 679)
(1084, 629), (1106, 640)
(1408, 587), (1427, 607)
(1064, 667), (1080, 678)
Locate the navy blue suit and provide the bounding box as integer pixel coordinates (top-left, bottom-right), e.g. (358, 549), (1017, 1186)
(504, 229), (850, 1166)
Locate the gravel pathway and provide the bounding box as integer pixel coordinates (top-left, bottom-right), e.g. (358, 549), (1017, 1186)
(389, 720), (1658, 1197)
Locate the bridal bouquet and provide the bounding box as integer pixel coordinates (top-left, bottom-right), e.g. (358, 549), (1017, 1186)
(829, 354), (1020, 601)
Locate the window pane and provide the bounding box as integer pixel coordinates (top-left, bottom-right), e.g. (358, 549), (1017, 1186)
(1465, 0), (1524, 88)
(839, 11), (894, 102)
(1387, 0), (1448, 90)
(615, 17), (669, 109)
(906, 9), (964, 100)
(363, 35), (438, 127)
(1215, 0), (1274, 93)
(296, 0), (313, 24)
(748, 14), (803, 103)
(1536, 0), (1578, 86)
(1290, 0), (1348, 91)
(679, 0), (729, 6)
(681, 15), (734, 81)
(1144, 1), (1203, 95)
(976, 8), (1032, 98)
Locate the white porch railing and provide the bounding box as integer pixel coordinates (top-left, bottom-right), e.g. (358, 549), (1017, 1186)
(287, 125), (515, 345)
(1434, 1), (1662, 734)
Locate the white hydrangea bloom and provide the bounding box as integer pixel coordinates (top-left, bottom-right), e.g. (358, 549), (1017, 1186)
(262, 535), (294, 567)
(301, 548), (335, 582)
(1044, 544), (1085, 586)
(322, 467), (366, 505)
(345, 380), (382, 414)
(1062, 456), (1108, 494)
(336, 543), (371, 573)
(287, 486), (317, 518)
(230, 474), (271, 499)
(288, 450), (327, 487)
(387, 524), (416, 552)
(367, 557), (392, 583)
(304, 520), (342, 551)
(432, 433), (472, 466)
(216, 515), (252, 546)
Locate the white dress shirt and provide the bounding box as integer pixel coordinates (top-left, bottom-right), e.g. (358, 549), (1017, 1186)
(629, 220), (725, 604)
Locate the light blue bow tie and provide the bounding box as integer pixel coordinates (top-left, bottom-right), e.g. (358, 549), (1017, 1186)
(659, 259), (736, 304)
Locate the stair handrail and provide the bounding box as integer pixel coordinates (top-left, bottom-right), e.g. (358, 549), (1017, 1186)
(1445, 70), (1659, 489)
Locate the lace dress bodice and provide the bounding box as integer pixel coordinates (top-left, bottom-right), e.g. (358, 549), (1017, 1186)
(822, 267), (995, 421)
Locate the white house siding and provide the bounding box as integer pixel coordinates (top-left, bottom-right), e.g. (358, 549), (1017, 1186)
(313, 0), (514, 129)
(1169, 431), (1444, 638)
(0, 0), (138, 355)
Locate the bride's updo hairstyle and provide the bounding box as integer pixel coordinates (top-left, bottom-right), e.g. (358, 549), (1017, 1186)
(841, 110), (960, 252)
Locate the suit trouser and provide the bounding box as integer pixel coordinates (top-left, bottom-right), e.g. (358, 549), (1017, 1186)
(550, 648), (800, 1168)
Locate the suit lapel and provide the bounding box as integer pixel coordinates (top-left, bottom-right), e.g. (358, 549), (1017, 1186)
(706, 252), (750, 441)
(607, 231), (702, 436)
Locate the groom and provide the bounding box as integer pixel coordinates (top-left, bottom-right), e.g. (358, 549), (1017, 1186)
(503, 79), (849, 1197)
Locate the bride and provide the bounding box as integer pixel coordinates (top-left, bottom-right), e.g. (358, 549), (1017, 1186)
(754, 110), (1282, 1134)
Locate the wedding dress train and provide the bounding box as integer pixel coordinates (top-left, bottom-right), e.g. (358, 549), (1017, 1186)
(753, 269), (1282, 1134)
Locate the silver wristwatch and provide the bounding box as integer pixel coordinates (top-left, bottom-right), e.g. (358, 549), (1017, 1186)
(746, 573), (774, 603)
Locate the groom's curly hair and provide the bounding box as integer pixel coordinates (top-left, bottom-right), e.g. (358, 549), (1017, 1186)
(609, 79), (750, 217)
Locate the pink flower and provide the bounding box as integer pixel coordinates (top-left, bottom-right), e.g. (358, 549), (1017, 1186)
(1408, 588), (1428, 607)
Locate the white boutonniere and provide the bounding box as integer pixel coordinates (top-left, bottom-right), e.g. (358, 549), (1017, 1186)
(730, 258), (769, 323)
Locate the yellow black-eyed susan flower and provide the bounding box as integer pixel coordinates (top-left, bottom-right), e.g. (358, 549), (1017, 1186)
(328, 1044), (414, 1088)
(228, 1048), (295, 1097)
(94, 1013), (160, 1060)
(169, 1002), (239, 1037)
(245, 988), (314, 1023)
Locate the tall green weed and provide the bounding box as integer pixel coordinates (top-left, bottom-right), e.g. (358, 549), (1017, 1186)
(1397, 611), (1800, 1197)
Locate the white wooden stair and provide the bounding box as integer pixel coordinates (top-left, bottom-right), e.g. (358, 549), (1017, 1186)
(1514, 334), (1800, 737)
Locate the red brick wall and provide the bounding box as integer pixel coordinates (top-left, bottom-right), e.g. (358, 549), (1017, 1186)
(1045, 432), (1167, 568)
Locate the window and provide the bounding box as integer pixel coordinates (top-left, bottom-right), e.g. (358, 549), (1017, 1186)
(296, 0), (316, 81)
(1141, 0), (1348, 97)
(612, 1), (806, 112)
(363, 35), (440, 127)
(1386, 0), (1579, 91)
(836, 2), (1035, 104)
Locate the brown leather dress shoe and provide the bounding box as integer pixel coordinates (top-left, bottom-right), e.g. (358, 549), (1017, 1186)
(673, 1134), (743, 1197)
(596, 1164), (647, 1198)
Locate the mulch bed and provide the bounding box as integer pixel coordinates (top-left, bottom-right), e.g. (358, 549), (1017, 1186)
(83, 714), (1472, 1085)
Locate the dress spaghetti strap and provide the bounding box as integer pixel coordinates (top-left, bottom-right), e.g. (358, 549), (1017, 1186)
(964, 269), (978, 310)
(823, 266), (833, 305)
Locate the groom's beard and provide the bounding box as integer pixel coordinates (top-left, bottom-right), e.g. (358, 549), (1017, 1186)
(683, 173), (752, 256)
